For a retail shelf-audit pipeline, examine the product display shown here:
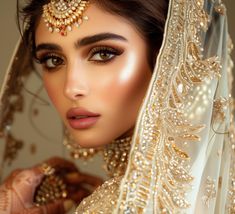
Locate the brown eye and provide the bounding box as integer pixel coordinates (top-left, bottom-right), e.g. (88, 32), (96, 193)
(101, 51), (114, 60)
(44, 56), (64, 68)
(90, 50), (115, 61)
(88, 46), (123, 63)
(36, 54), (64, 71)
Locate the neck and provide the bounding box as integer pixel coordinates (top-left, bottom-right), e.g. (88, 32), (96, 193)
(115, 127), (134, 142)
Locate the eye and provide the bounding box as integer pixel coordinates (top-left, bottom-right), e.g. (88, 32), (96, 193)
(36, 54), (64, 71)
(88, 46), (123, 63)
(92, 51), (113, 61)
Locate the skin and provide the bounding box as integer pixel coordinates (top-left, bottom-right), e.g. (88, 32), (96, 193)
(0, 157), (102, 213)
(35, 3), (152, 148)
(0, 3), (155, 213)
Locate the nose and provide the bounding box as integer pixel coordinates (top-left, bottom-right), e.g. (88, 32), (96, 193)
(64, 63), (89, 101)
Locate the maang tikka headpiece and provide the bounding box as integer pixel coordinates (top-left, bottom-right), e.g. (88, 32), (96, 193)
(42, 0), (90, 36)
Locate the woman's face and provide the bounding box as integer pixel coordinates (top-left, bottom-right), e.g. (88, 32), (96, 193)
(35, 3), (152, 148)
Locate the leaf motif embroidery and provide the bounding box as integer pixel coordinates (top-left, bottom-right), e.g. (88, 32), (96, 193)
(116, 0), (221, 213)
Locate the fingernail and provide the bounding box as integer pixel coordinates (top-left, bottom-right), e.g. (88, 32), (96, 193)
(64, 200), (75, 212)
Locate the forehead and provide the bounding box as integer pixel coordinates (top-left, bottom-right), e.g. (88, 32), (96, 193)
(35, 3), (142, 45)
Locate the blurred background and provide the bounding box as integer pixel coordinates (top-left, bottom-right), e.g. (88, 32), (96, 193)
(0, 1), (106, 181)
(0, 1), (234, 181)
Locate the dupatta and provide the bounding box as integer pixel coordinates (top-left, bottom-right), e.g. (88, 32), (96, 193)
(0, 0), (234, 213)
(76, 0), (234, 213)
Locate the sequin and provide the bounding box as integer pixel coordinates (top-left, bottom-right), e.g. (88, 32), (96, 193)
(202, 177), (216, 207)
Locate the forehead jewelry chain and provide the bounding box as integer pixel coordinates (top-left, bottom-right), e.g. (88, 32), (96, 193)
(42, 0), (90, 36)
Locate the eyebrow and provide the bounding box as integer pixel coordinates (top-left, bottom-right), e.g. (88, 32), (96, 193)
(75, 33), (128, 48)
(35, 43), (62, 54)
(35, 33), (127, 54)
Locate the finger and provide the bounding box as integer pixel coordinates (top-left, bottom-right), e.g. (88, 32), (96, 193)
(65, 172), (103, 188)
(3, 168), (23, 183)
(11, 167), (44, 204)
(4, 163), (45, 185)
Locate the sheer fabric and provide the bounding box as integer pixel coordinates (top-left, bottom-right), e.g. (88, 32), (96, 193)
(0, 0), (234, 213)
(77, 0), (235, 213)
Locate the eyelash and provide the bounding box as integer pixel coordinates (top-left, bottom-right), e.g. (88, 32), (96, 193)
(35, 46), (123, 72)
(88, 46), (123, 63)
(35, 53), (64, 72)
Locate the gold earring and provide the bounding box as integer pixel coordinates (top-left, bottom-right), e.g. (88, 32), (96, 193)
(42, 0), (90, 36)
(63, 129), (98, 160)
(103, 136), (132, 177)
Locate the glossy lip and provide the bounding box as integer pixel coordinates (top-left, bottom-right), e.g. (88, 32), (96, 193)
(66, 107), (101, 129)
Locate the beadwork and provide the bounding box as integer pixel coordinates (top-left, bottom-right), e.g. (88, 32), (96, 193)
(74, 0), (228, 212)
(63, 129), (99, 160)
(34, 165), (67, 206)
(202, 177), (217, 207)
(103, 136), (132, 177)
(212, 97), (228, 122)
(115, 0), (221, 212)
(42, 0), (90, 36)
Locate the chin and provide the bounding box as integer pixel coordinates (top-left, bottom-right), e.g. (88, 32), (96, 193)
(71, 132), (110, 148)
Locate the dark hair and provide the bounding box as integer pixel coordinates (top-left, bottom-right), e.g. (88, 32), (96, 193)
(17, 0), (168, 69)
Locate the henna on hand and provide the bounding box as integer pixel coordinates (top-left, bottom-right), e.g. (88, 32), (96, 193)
(0, 157), (103, 214)
(0, 168), (65, 214)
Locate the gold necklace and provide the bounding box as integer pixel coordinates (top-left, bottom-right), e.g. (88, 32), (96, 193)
(103, 136), (132, 177)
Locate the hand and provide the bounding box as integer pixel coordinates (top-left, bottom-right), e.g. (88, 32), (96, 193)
(0, 167), (65, 214)
(36, 157), (103, 204)
(0, 157), (103, 214)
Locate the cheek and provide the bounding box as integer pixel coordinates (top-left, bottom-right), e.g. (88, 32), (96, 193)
(100, 53), (151, 117)
(43, 74), (64, 113)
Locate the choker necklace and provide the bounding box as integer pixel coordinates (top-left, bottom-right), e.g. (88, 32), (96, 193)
(63, 129), (132, 177)
(103, 136), (132, 177)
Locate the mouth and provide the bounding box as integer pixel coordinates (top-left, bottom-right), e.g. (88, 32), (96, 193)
(71, 115), (92, 119)
(66, 107), (101, 129)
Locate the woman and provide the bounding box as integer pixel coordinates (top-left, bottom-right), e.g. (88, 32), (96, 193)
(0, 0), (234, 213)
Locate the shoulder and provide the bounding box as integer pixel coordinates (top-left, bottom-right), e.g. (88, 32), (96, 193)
(75, 176), (122, 214)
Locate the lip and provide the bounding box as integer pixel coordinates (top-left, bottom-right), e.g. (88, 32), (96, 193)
(66, 107), (101, 129)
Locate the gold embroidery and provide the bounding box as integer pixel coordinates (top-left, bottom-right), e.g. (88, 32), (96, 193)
(75, 176), (121, 214)
(3, 134), (23, 166)
(202, 177), (216, 207)
(214, 3), (226, 15)
(227, 131), (235, 213)
(103, 137), (131, 177)
(0, 40), (32, 176)
(227, 176), (235, 213)
(116, 0), (221, 213)
(212, 97), (228, 122)
(74, 0), (227, 212)
(226, 35), (235, 213)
